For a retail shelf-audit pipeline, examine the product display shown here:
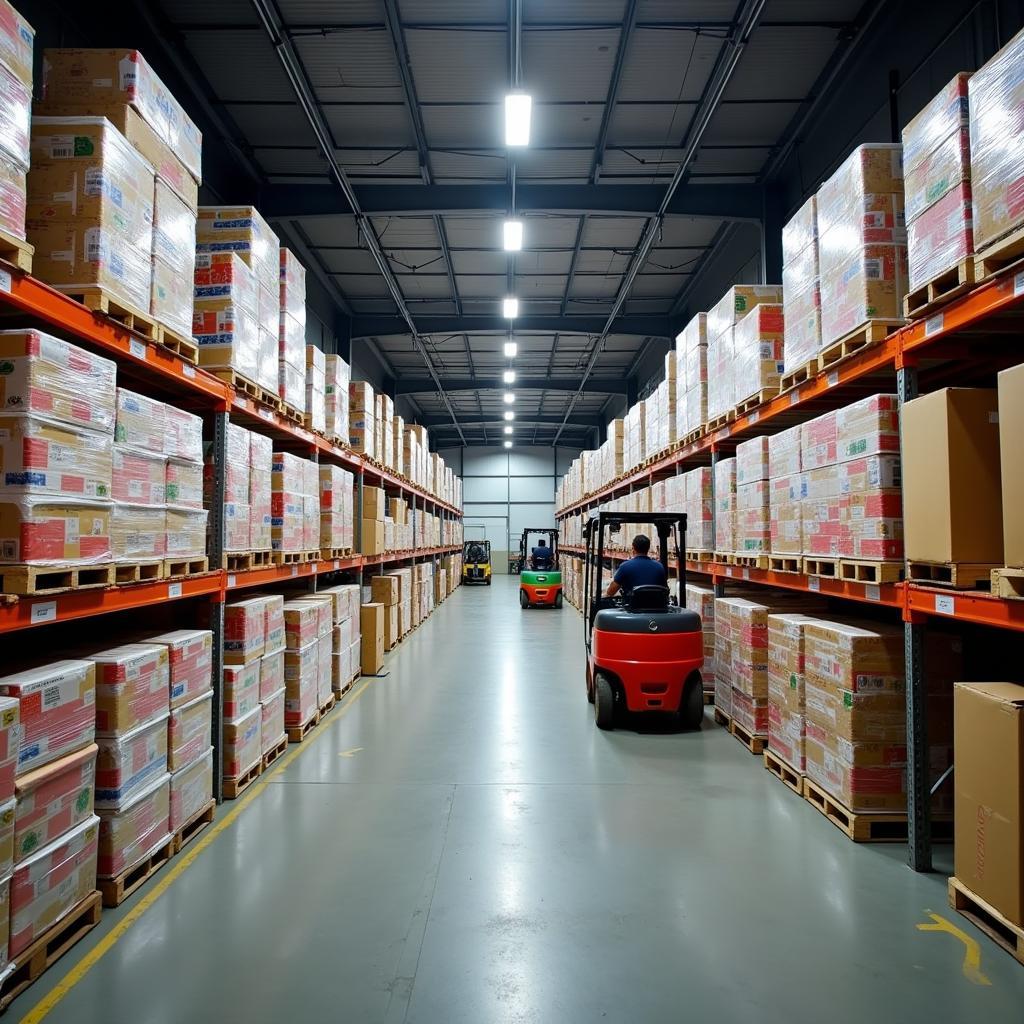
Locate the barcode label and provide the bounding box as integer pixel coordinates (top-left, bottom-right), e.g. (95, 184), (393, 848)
(168, 582), (182, 598)
(50, 146), (73, 158)
(42, 685), (61, 708)
(789, 390), (800, 406)
(0, 269), (11, 293)
(31, 601), (56, 624)
(935, 594), (955, 615)
(808, 577), (821, 591)
(925, 314), (944, 336)
(129, 339), (146, 360)
(227, 574), (236, 587)
(865, 584), (880, 602)
(1014, 271), (1024, 297)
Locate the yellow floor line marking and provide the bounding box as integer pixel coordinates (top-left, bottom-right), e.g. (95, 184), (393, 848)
(19, 677), (374, 1024)
(917, 911), (993, 986)
(338, 746), (363, 758)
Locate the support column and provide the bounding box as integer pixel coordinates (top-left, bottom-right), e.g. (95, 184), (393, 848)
(761, 184), (785, 285)
(710, 446), (725, 598)
(905, 620), (931, 871)
(209, 407), (228, 802)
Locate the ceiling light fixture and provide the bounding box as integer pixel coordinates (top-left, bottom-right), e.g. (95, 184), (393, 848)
(502, 297), (519, 319)
(504, 410), (515, 421)
(503, 392), (516, 404)
(503, 370), (515, 384)
(503, 425), (513, 435)
(502, 219), (524, 251)
(503, 341), (518, 358)
(503, 440), (513, 449)
(504, 93), (532, 146)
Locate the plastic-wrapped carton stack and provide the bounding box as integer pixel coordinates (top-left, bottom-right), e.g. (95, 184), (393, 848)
(319, 464), (354, 554)
(707, 286), (783, 422)
(713, 456), (737, 557)
(196, 207), (278, 396)
(256, 595), (286, 760)
(624, 401), (645, 472)
(214, 423), (251, 554)
(683, 468), (713, 554)
(371, 575), (401, 651)
(281, 599), (321, 730)
(305, 345), (325, 433)
(349, 381), (376, 458)
(686, 583), (716, 698)
(0, 330), (117, 570)
(817, 145), (906, 349)
(271, 452), (319, 557)
(392, 415), (405, 477)
(735, 437), (770, 556)
(781, 196), (821, 376)
(302, 458), (319, 553)
(677, 313), (707, 439)
(768, 425), (802, 559)
(0, 1), (32, 247)
(968, 28), (1024, 257)
(289, 595), (334, 707)
(193, 252), (260, 384)
(151, 179), (196, 343)
(325, 354), (351, 445)
(320, 584), (362, 692)
(378, 394), (395, 470)
(903, 74), (973, 295)
(388, 497), (411, 551)
(149, 629), (213, 831)
(361, 484), (386, 556)
(279, 249), (306, 413)
(733, 303), (784, 406)
(28, 117), (155, 318)
(767, 613), (820, 772)
(248, 431), (272, 554)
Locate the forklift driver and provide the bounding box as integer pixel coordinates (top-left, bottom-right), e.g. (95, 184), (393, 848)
(605, 534), (667, 598)
(531, 538), (552, 569)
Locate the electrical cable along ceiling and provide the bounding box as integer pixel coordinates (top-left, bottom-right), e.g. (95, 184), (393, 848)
(158, 0), (870, 445)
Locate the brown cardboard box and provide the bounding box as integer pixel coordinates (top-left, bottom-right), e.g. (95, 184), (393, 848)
(360, 519), (385, 556)
(954, 682), (1024, 925)
(363, 486), (386, 521)
(902, 388), (1002, 563)
(998, 363), (1024, 567)
(359, 603), (384, 675)
(384, 604), (399, 649)
(371, 575), (399, 606)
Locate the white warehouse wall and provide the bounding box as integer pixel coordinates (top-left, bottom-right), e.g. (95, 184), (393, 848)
(439, 446), (580, 573)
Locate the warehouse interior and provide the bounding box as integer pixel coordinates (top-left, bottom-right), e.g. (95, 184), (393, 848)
(0, 0), (1023, 1020)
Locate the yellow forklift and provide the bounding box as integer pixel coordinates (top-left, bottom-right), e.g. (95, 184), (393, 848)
(462, 539), (492, 585)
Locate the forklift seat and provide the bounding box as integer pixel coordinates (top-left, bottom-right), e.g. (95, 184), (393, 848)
(626, 585), (670, 613)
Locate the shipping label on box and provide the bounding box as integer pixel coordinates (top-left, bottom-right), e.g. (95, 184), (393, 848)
(90, 642), (169, 734)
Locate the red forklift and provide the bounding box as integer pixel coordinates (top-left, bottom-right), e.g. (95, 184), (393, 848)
(583, 512), (704, 731)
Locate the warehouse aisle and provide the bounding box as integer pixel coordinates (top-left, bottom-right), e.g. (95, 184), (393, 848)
(19, 577), (1024, 1023)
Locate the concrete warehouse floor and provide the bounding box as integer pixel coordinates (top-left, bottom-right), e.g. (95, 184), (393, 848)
(16, 576), (1024, 1023)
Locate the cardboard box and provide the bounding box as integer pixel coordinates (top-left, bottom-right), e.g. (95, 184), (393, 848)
(113, 388), (165, 456)
(0, 697), (18, 802)
(223, 597), (267, 665)
(223, 705), (261, 779)
(164, 406), (202, 466)
(170, 746), (212, 830)
(167, 691), (211, 773)
(0, 496), (111, 564)
(384, 604), (399, 649)
(147, 630), (213, 710)
(0, 0), (33, 88)
(0, 63), (30, 169)
(361, 518), (385, 556)
(363, 486), (386, 521)
(193, 252), (260, 381)
(112, 446), (165, 506)
(97, 772), (169, 878)
(316, 633), (332, 705)
(260, 687), (286, 754)
(95, 713), (167, 806)
(165, 458), (203, 511)
(14, 743), (96, 864)
(360, 603), (385, 675)
(89, 643), (169, 734)
(283, 642), (317, 728)
(954, 682), (1024, 924)
(165, 506), (207, 558)
(902, 388), (1002, 563)
(10, 815), (99, 957)
(196, 206), (278, 293)
(0, 414), (113, 499)
(260, 646), (285, 703)
(0, 147), (25, 241)
(998, 362), (1024, 567)
(371, 575), (400, 606)
(282, 600), (320, 650)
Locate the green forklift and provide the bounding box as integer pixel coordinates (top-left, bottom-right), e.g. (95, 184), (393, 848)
(518, 528), (563, 609)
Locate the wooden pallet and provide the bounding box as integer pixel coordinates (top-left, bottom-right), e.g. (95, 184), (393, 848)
(803, 777), (953, 842)
(281, 403), (304, 426)
(763, 749), (803, 796)
(706, 410), (735, 431)
(731, 554), (768, 569)
(729, 718), (766, 755)
(154, 322), (199, 365)
(991, 567), (1024, 600)
(60, 288), (158, 340)
(170, 799), (216, 855)
(0, 226), (32, 273)
(949, 876), (1024, 967)
(974, 221), (1024, 281)
(802, 556), (838, 579)
(319, 693), (336, 717)
(838, 559), (904, 585)
(223, 759), (262, 800)
(712, 707), (730, 729)
(320, 547), (354, 560)
(768, 554), (802, 574)
(301, 413), (328, 436)
(113, 559), (165, 585)
(817, 320), (903, 372)
(0, 891), (102, 1013)
(212, 370), (283, 412)
(903, 258), (976, 318)
(688, 551), (714, 565)
(287, 708), (321, 743)
(778, 357), (817, 393)
(712, 551), (733, 565)
(0, 562), (115, 596)
(225, 549), (273, 571)
(99, 833), (175, 907)
(906, 560), (996, 590)
(703, 690), (715, 706)
(164, 555), (209, 578)
(733, 388), (778, 416)
(682, 426), (705, 445)
(272, 550), (320, 565)
(261, 735), (289, 770)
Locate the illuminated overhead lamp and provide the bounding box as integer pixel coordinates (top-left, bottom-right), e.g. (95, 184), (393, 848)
(504, 93), (532, 146)
(504, 440), (513, 449)
(503, 341), (518, 358)
(503, 369), (516, 384)
(503, 425), (513, 435)
(503, 392), (516, 404)
(504, 410), (515, 421)
(503, 219), (524, 251)
(502, 297), (519, 319)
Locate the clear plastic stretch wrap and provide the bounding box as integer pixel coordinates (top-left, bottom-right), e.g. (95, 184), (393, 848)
(781, 194), (821, 373)
(319, 463), (354, 551)
(0, 695), (17, 801)
(676, 313), (707, 437)
(152, 251), (195, 339)
(768, 423), (801, 479)
(197, 205), (278, 294)
(683, 467), (713, 552)
(193, 252), (260, 381)
(769, 474), (802, 555)
(261, 686), (286, 753)
(168, 691), (211, 771)
(907, 186), (974, 290)
(13, 744), (95, 864)
(0, 0), (33, 90)
(152, 179), (196, 271)
(170, 746), (212, 830)
(685, 583), (716, 689)
(713, 456), (736, 555)
(257, 284), (278, 352)
(164, 406), (203, 465)
(325, 354), (351, 443)
(0, 414), (113, 498)
(95, 713), (168, 807)
(0, 660), (96, 776)
(733, 304), (784, 404)
(110, 503), (166, 560)
(280, 246), (306, 323)
(0, 61), (29, 168)
(736, 435), (769, 486)
(97, 772), (169, 878)
(306, 345), (326, 434)
(284, 641), (318, 728)
(40, 48), (202, 181)
(224, 596), (268, 665)
(969, 28), (1024, 250)
(165, 507), (207, 558)
(112, 445), (165, 505)
(260, 645), (285, 702)
(271, 451), (308, 554)
(166, 458), (203, 509)
(0, 330), (116, 433)
(10, 814), (98, 958)
(0, 495), (112, 564)
(0, 147), (26, 240)
(223, 705), (260, 779)
(28, 116), (155, 313)
(115, 388), (165, 455)
(149, 629), (213, 708)
(249, 430), (273, 552)
(223, 660), (260, 721)
(278, 353), (306, 412)
(283, 599), (320, 650)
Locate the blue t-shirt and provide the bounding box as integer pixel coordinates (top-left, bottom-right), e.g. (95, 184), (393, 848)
(613, 555), (666, 593)
(531, 546), (552, 566)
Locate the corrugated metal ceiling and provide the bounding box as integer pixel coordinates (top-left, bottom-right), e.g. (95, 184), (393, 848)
(405, 30), (507, 103)
(522, 29), (622, 102)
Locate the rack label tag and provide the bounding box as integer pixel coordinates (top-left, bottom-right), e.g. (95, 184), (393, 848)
(290, 565), (298, 577)
(748, 411), (759, 425)
(1015, 271), (1024, 297)
(333, 561), (340, 570)
(827, 371), (839, 387)
(129, 339), (147, 360)
(182, 364), (195, 378)
(168, 582), (182, 598)
(925, 314), (944, 336)
(935, 594), (955, 615)
(30, 601), (56, 624)
(0, 269), (11, 293)
(808, 577), (820, 591)
(790, 390), (801, 406)
(865, 584), (880, 602)
(227, 574), (236, 587)
(258, 408), (273, 421)
(742, 568), (750, 580)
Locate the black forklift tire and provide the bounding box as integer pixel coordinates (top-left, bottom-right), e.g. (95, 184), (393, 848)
(485, 577), (492, 586)
(594, 673), (615, 730)
(554, 593), (563, 609)
(679, 676), (704, 731)
(519, 589), (529, 608)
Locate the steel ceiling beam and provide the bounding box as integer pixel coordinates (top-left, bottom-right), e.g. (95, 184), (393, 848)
(248, 0), (466, 445)
(351, 314), (674, 338)
(551, 0), (768, 445)
(259, 182), (764, 220)
(395, 377), (628, 395)
(420, 414), (602, 428)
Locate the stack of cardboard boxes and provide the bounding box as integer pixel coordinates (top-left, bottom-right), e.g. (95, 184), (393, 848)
(361, 485), (386, 556)
(732, 303), (785, 406)
(278, 249), (306, 414)
(0, 1), (31, 248)
(768, 426), (802, 561)
(360, 602), (385, 676)
(319, 464), (355, 555)
(676, 313), (708, 441)
(766, 613), (819, 773)
(685, 583), (716, 699)
(781, 196), (821, 375)
(713, 457), (737, 557)
(193, 252), (260, 385)
(325, 354), (351, 446)
(321, 584), (362, 692)
(371, 574), (402, 651)
(270, 452), (319, 558)
(735, 437), (771, 556)
(305, 345), (325, 434)
(349, 382), (376, 459)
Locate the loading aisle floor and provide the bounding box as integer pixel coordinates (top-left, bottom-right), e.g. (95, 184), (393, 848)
(16, 576), (1024, 1022)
